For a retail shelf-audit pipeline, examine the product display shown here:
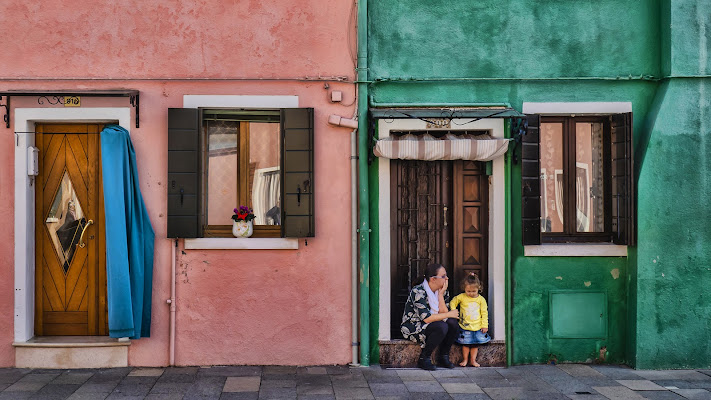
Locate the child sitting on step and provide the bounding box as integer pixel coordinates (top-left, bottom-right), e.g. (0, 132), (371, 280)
(449, 273), (490, 367)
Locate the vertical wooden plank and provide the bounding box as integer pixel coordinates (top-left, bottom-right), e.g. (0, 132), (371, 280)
(35, 125), (45, 336)
(86, 125), (99, 334)
(97, 125), (108, 335)
(238, 122), (250, 208)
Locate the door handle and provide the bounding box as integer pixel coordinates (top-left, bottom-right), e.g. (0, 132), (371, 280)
(443, 206), (448, 227)
(78, 219), (94, 248)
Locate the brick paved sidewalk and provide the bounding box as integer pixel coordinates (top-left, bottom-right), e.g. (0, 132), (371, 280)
(1, 364), (710, 400)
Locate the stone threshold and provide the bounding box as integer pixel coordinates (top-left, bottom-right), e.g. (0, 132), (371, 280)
(14, 336), (130, 369)
(380, 339), (506, 368)
(13, 335), (131, 347)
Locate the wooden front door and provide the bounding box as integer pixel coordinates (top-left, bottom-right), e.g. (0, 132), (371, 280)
(391, 160), (488, 338)
(35, 124), (107, 336)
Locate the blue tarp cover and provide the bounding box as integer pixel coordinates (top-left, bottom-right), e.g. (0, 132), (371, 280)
(101, 125), (155, 339)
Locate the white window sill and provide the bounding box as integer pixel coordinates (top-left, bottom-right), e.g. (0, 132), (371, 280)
(524, 244), (627, 257)
(184, 238), (299, 250)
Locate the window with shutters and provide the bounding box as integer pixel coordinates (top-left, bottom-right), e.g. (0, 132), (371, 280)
(167, 108), (315, 239)
(521, 112), (635, 246)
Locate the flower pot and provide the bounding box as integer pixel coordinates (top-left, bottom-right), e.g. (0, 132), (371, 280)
(232, 220), (253, 238)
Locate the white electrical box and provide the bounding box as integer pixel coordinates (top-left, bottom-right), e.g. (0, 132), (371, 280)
(27, 147), (39, 176)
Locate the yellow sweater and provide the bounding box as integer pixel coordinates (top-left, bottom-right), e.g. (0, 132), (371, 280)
(449, 293), (488, 331)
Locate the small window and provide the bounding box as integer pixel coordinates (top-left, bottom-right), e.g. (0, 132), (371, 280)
(521, 113), (634, 245)
(167, 108), (315, 239)
(540, 116), (610, 242)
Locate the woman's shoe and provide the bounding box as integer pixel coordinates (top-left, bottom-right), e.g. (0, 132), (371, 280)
(417, 356), (436, 371)
(437, 355), (455, 369)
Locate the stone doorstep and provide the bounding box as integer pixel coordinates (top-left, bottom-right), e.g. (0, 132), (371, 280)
(13, 336), (130, 369)
(380, 340), (506, 368)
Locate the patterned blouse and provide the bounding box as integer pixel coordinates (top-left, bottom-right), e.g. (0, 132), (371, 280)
(400, 283), (449, 347)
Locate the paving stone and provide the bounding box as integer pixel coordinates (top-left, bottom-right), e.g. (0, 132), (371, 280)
(403, 381), (446, 393)
(257, 387), (297, 399)
(577, 376), (626, 387)
(0, 392), (34, 400)
(149, 382), (192, 394)
(407, 394), (454, 400)
(297, 395), (337, 400)
(53, 372), (94, 385)
(127, 368), (164, 377)
(652, 380), (699, 389)
(634, 371), (711, 381)
(692, 381), (711, 390)
(263, 373), (297, 381)
(617, 380), (667, 391)
(395, 370), (436, 381)
(449, 394), (493, 400)
(473, 378), (515, 388)
(198, 366), (261, 377)
(105, 394), (149, 400)
(73, 382), (118, 393)
(119, 376), (159, 385)
(566, 395), (609, 400)
(592, 385), (647, 399)
(333, 386), (375, 399)
(441, 382), (484, 394)
(461, 369), (506, 381)
(639, 391), (686, 399)
(669, 389), (711, 399)
(144, 395), (185, 400)
(368, 383), (408, 396)
(0, 368), (30, 384)
(331, 375), (369, 388)
(28, 383), (81, 400)
(436, 377), (476, 384)
(296, 385), (334, 395)
(306, 368), (329, 375)
(182, 376), (226, 399)
(263, 366), (297, 375)
(260, 379), (296, 388)
(592, 365), (644, 380)
(224, 377), (261, 392)
(361, 369), (402, 384)
(326, 366), (353, 375)
(157, 371), (197, 383)
(518, 364), (572, 379)
(66, 392), (110, 400)
(481, 387), (526, 400)
(700, 371), (711, 378)
(22, 373), (60, 383)
(4, 380), (47, 392)
(558, 364), (605, 377)
(431, 369), (467, 378)
(219, 393), (260, 400)
(297, 375), (333, 386)
(110, 382), (153, 397)
(163, 366), (199, 376)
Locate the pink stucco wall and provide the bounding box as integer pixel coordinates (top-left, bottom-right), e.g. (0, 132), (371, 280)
(0, 1), (356, 367)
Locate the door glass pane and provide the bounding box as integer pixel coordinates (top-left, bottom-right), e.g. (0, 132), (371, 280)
(540, 122), (564, 232)
(576, 122), (605, 232)
(249, 122), (281, 226)
(46, 171), (86, 273)
(206, 120), (238, 225)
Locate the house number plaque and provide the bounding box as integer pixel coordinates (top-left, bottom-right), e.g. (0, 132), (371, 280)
(64, 96), (81, 107)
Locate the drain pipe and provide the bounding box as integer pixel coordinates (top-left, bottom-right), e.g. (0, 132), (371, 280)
(357, 0), (370, 366)
(351, 126), (359, 365)
(169, 239), (177, 366)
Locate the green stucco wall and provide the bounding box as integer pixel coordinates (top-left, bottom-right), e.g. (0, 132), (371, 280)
(367, 0), (711, 368)
(631, 1), (711, 369)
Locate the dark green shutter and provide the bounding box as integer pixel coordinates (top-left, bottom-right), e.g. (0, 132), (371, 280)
(168, 108), (202, 238)
(521, 115), (541, 245)
(280, 108), (315, 237)
(610, 113), (635, 245)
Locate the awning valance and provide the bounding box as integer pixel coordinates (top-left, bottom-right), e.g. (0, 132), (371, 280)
(373, 133), (511, 161)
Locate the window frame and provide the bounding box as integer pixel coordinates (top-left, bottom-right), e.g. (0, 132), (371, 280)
(201, 113), (282, 238)
(540, 115), (614, 243)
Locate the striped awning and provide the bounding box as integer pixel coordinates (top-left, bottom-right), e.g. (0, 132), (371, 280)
(373, 133), (511, 161)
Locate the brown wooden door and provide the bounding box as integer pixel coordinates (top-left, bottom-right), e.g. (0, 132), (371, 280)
(391, 160), (453, 338)
(452, 161), (489, 294)
(35, 124), (107, 336)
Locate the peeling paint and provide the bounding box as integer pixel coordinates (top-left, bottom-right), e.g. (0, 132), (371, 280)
(610, 269), (620, 279)
(584, 281), (591, 287)
(555, 276), (563, 280)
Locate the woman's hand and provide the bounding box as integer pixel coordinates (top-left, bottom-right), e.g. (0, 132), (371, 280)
(440, 277), (449, 294)
(446, 309), (459, 319)
(482, 328), (488, 333)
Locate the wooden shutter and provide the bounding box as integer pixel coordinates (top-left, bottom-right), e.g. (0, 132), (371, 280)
(168, 108), (202, 238)
(610, 112), (635, 245)
(281, 108), (315, 237)
(521, 115), (541, 245)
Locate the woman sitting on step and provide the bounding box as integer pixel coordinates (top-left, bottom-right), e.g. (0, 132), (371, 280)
(400, 263), (460, 371)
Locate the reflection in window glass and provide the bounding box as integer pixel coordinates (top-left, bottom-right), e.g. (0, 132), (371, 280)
(249, 123), (281, 226)
(540, 123), (564, 232)
(46, 171), (87, 273)
(575, 122), (604, 232)
(206, 120), (238, 225)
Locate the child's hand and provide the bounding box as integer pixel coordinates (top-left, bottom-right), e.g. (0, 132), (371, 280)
(482, 328), (488, 333)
